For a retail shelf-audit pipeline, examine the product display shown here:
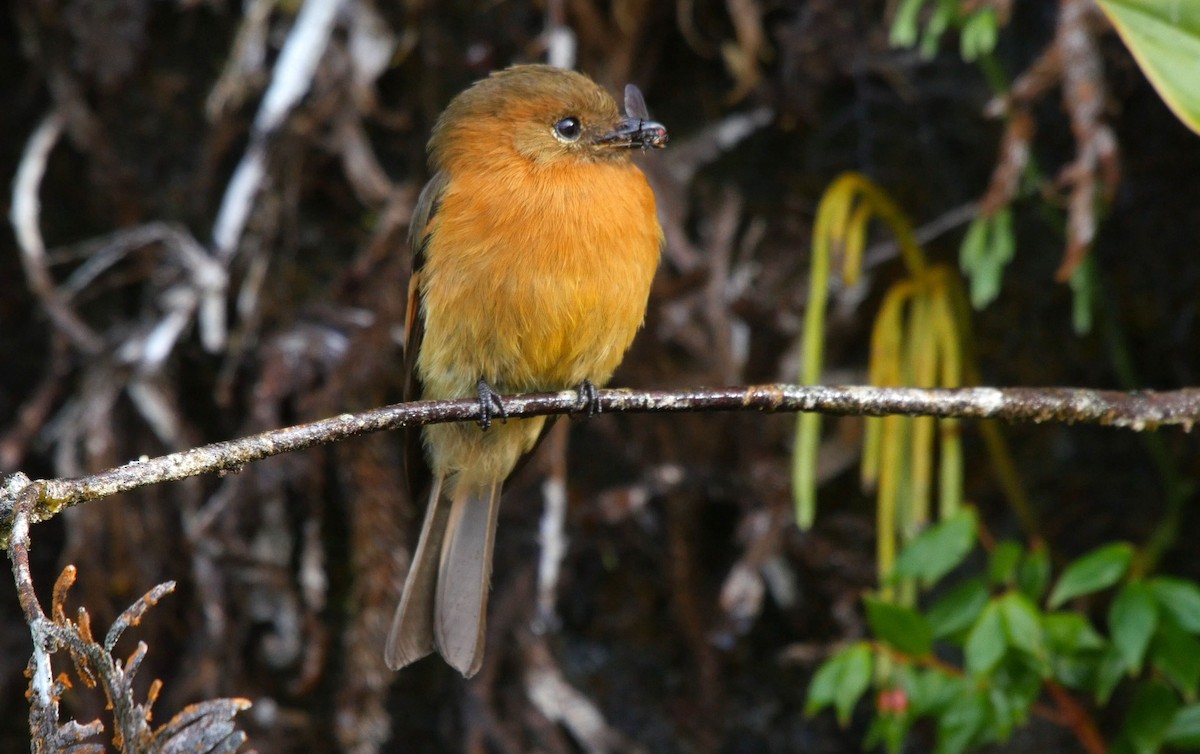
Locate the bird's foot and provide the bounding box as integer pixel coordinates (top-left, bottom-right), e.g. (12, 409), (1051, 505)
(476, 377), (507, 430)
(574, 379), (601, 418)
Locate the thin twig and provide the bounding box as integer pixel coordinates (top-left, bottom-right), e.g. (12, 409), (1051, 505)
(1055, 0), (1117, 281)
(2, 384), (1197, 541)
(211, 0), (347, 262)
(207, 0), (348, 352)
(534, 422), (570, 633)
(523, 635), (639, 753)
(6, 477), (63, 746)
(1046, 678), (1108, 754)
(10, 111), (104, 354)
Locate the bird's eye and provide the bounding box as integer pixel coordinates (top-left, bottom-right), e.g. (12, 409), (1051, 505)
(553, 116), (582, 142)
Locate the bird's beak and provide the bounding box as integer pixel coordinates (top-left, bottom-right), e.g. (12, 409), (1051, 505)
(596, 117), (669, 150)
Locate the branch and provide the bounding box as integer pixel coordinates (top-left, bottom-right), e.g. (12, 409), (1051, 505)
(1046, 678), (1108, 754)
(6, 476), (250, 753)
(10, 110), (105, 354)
(3, 384), (1197, 541)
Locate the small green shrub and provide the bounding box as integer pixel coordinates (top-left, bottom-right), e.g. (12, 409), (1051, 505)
(807, 509), (1200, 753)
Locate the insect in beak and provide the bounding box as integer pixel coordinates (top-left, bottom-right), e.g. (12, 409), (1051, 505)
(596, 84), (668, 150)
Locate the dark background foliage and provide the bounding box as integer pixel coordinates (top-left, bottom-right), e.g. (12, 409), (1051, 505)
(2, 0), (1198, 751)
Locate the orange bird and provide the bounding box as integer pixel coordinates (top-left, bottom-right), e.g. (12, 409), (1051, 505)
(386, 64), (667, 676)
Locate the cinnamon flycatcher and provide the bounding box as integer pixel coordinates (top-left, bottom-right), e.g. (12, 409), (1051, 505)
(386, 64), (667, 676)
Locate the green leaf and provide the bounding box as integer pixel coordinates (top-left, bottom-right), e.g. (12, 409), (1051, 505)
(891, 508), (978, 588)
(1116, 680), (1178, 754)
(999, 591), (1045, 663)
(1095, 0), (1200, 135)
(965, 600), (1006, 676)
(992, 206), (1015, 264)
(1096, 644), (1127, 704)
(935, 690), (988, 754)
(1152, 614), (1200, 697)
(1109, 581), (1159, 674)
(1049, 654), (1095, 691)
(865, 711), (911, 754)
(1165, 703), (1200, 748)
(1048, 542), (1133, 608)
(1149, 576), (1200, 633)
(919, 1), (955, 60)
(962, 218), (998, 309)
(985, 685), (1016, 741)
(960, 7), (998, 62)
(1017, 545), (1051, 602)
(866, 597), (934, 657)
(834, 647), (874, 728)
(988, 540), (1021, 586)
(928, 578), (990, 639)
(960, 214), (987, 273)
(960, 209), (1016, 309)
(989, 661), (1043, 727)
(806, 642), (873, 726)
(1068, 256), (1095, 335)
(905, 668), (961, 714)
(889, 0), (926, 48)
(1043, 612), (1106, 654)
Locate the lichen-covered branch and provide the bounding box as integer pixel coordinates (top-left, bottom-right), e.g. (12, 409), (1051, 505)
(2, 383), (1197, 545)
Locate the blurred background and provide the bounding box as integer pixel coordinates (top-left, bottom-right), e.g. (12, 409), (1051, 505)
(2, 0), (1199, 751)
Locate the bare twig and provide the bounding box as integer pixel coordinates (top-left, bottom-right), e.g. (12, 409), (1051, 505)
(0, 335), (69, 472)
(523, 637), (640, 754)
(208, 0), (348, 350)
(10, 111), (104, 354)
(981, 0), (1117, 281)
(863, 201), (981, 272)
(1055, 0), (1117, 281)
(534, 422), (570, 633)
(714, 507), (793, 643)
(647, 106), (773, 274)
(978, 110), (1033, 215)
(544, 0), (577, 70)
(1046, 678), (1107, 754)
(5, 475), (72, 750)
(721, 0), (766, 102)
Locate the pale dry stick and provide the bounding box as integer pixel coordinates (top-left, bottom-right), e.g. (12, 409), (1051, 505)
(212, 0), (348, 260)
(523, 636), (641, 754)
(861, 201), (980, 272)
(10, 111), (104, 355)
(529, 3), (580, 640)
(6, 480), (69, 749)
(206, 0), (275, 120)
(2, 384), (1198, 541)
(207, 0), (347, 350)
(534, 423), (570, 634)
(544, 0), (577, 70)
(650, 106), (774, 273)
(1055, 0), (1118, 281)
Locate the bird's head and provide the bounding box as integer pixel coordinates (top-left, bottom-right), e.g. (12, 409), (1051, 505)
(430, 64), (668, 170)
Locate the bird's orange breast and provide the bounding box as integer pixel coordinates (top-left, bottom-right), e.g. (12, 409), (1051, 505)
(417, 157), (661, 401)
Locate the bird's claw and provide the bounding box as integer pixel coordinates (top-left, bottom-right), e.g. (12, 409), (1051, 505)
(574, 379), (601, 418)
(477, 377), (507, 430)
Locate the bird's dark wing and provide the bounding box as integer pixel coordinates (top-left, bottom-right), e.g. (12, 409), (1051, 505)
(403, 170), (448, 502)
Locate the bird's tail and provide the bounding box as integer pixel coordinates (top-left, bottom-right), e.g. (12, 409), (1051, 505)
(435, 478), (502, 676)
(385, 474), (501, 677)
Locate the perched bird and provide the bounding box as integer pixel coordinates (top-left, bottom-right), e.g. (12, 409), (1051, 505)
(386, 64), (667, 677)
